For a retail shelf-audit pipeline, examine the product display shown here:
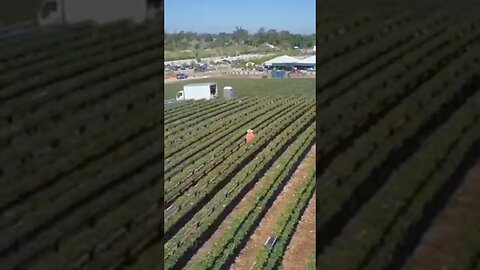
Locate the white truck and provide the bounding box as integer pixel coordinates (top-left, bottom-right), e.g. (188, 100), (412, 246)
(37, 0), (161, 25)
(176, 83), (218, 101)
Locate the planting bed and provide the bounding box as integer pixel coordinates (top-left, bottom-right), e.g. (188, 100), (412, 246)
(0, 19), (163, 270)
(316, 8), (480, 270)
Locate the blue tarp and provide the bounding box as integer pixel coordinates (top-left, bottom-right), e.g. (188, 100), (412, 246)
(271, 70), (286, 78)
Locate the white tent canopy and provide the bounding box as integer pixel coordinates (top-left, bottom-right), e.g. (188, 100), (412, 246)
(296, 55), (316, 65)
(264, 55), (299, 65)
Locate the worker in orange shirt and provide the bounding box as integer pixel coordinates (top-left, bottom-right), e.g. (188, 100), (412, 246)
(246, 129), (255, 143)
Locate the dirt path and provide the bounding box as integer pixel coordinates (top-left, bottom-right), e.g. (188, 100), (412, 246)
(403, 161), (480, 269)
(185, 145), (316, 270)
(185, 181), (262, 270)
(281, 192), (316, 270)
(230, 145), (316, 270)
(164, 76), (210, 84)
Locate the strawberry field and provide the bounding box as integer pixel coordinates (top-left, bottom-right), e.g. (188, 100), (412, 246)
(0, 20), (164, 270)
(163, 97), (316, 269)
(316, 9), (480, 270)
(0, 17), (317, 269)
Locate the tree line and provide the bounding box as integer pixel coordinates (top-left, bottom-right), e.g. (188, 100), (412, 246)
(164, 26), (315, 51)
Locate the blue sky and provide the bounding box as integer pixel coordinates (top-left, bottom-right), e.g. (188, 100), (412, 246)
(164, 0), (316, 35)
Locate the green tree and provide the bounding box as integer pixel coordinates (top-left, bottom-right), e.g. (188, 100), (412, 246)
(233, 26), (249, 44)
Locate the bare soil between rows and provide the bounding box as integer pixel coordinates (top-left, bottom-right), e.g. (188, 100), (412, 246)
(230, 145), (316, 270)
(185, 145), (316, 270)
(404, 161), (480, 269)
(281, 192), (316, 270)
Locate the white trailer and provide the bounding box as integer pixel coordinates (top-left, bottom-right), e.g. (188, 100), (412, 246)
(37, 0), (161, 25)
(176, 83), (218, 101)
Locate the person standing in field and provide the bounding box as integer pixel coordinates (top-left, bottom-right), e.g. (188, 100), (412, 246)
(246, 129), (255, 143)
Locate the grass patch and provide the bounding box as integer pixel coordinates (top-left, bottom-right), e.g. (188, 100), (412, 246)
(164, 78), (315, 100)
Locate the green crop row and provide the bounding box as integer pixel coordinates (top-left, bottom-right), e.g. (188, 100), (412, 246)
(0, 91), (161, 213)
(316, 16), (477, 100)
(164, 99), (307, 180)
(164, 98), (298, 174)
(164, 99), (257, 137)
(164, 98), (272, 153)
(164, 99), (308, 192)
(253, 167), (315, 270)
(0, 66), (161, 180)
(361, 110), (480, 269)
(164, 99), (230, 123)
(194, 124), (316, 270)
(0, 124), (163, 269)
(0, 140), (163, 269)
(164, 100), (201, 115)
(164, 104), (315, 232)
(25, 155), (163, 270)
(125, 110), (315, 270)
(318, 15), (373, 44)
(318, 12), (416, 66)
(318, 17), (448, 107)
(0, 76), (160, 181)
(320, 17), (478, 120)
(318, 83), (480, 270)
(164, 100), (234, 129)
(164, 98), (262, 144)
(317, 49), (480, 248)
(164, 98), (300, 161)
(307, 251), (316, 270)
(0, 61), (160, 144)
(74, 206), (162, 270)
(0, 19), (163, 270)
(0, 22), (93, 62)
(0, 23), (158, 90)
(0, 22), (150, 74)
(164, 111), (315, 265)
(319, 48), (480, 197)
(166, 106), (313, 234)
(317, 21), (480, 159)
(0, 82), (162, 231)
(0, 20), (153, 66)
(164, 97), (274, 146)
(0, 33), (161, 107)
(0, 54), (161, 146)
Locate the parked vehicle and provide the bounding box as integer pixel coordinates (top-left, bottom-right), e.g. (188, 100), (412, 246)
(176, 83), (218, 101)
(176, 73), (188, 80)
(291, 69), (302, 74)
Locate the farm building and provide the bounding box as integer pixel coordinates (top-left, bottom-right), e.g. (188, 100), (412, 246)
(37, 0), (161, 25)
